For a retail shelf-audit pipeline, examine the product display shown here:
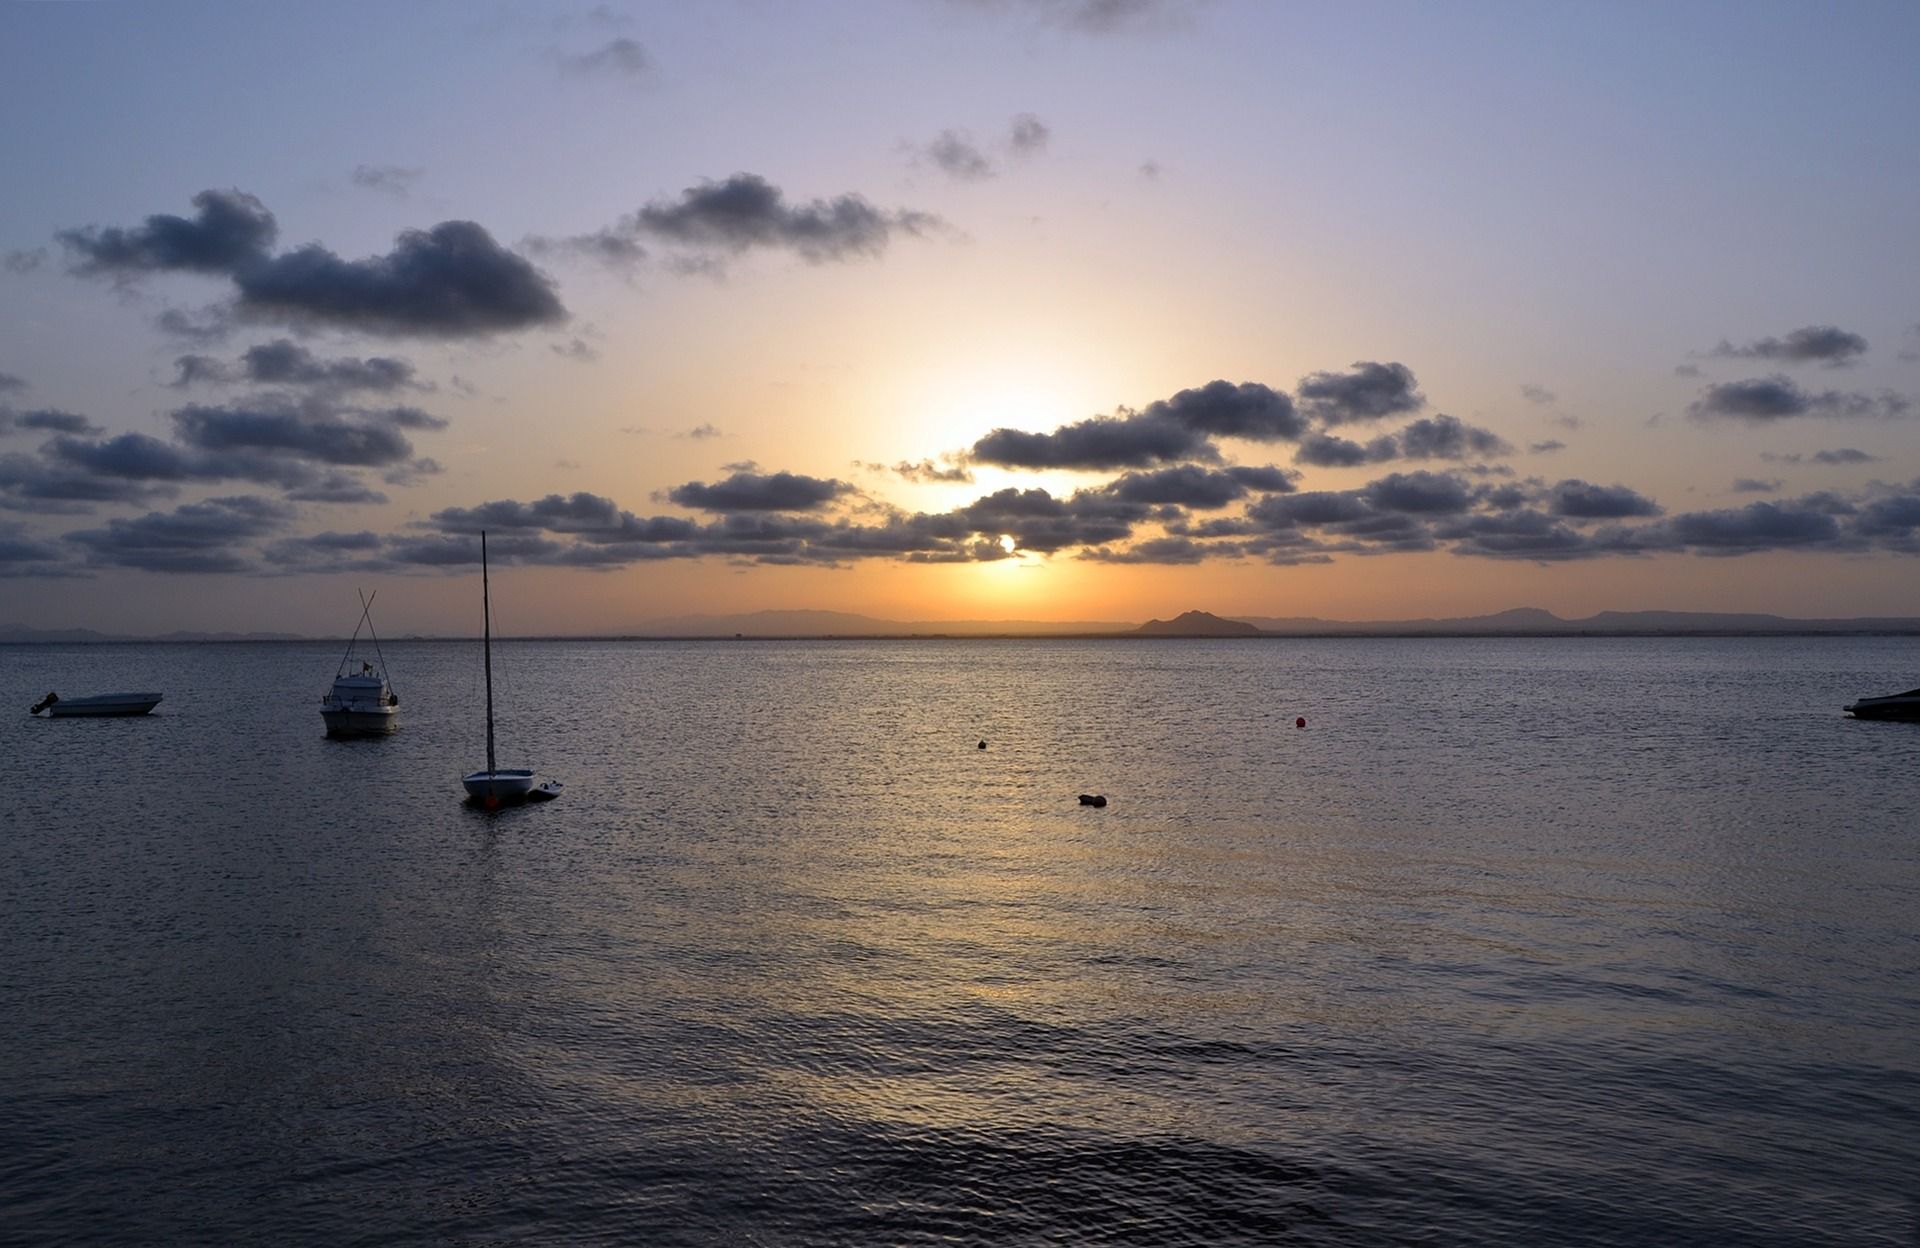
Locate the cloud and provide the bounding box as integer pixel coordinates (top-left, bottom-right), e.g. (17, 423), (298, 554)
(1296, 361), (1424, 425)
(972, 411), (1215, 470)
(665, 470), (855, 512)
(172, 400), (429, 468)
(1139, 159), (1162, 181)
(350, 165), (424, 197)
(972, 380), (1301, 472)
(1529, 440), (1567, 454)
(233, 220), (566, 338)
(949, 0), (1194, 35)
(1706, 325), (1869, 368)
(632, 173), (944, 264)
(0, 407), (102, 437)
(0, 373), (26, 395)
(1813, 447), (1879, 465)
(924, 131), (995, 181)
(3, 248), (48, 274)
(1688, 376), (1912, 423)
(1101, 464), (1294, 508)
(171, 339), (424, 393)
(1547, 479), (1663, 519)
(0, 519), (76, 578)
(1009, 114), (1050, 154)
(58, 189), (277, 278)
(678, 423), (721, 440)
(1081, 535), (1235, 564)
(886, 458), (974, 484)
(552, 337), (599, 362)
(155, 306), (233, 345)
(1293, 431), (1396, 468)
(1732, 478), (1781, 494)
(66, 495), (294, 573)
(559, 37), (648, 78)
(1656, 498), (1851, 554)
(1363, 470), (1476, 515)
(1394, 414), (1513, 461)
(1519, 383), (1556, 405)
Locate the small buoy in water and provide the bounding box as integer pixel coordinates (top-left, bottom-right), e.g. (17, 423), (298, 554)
(1078, 793), (1107, 807)
(1296, 717), (1306, 729)
(978, 740), (987, 750)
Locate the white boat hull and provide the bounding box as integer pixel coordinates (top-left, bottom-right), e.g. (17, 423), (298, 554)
(43, 693), (163, 717)
(321, 706), (400, 736)
(463, 768), (539, 801)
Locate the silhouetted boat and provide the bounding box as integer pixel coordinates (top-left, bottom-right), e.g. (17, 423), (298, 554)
(321, 590), (400, 737)
(1844, 686), (1920, 721)
(31, 691), (162, 717)
(461, 531), (558, 805)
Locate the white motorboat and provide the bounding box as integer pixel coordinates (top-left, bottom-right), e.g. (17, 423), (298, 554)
(321, 590), (400, 737)
(461, 530), (556, 806)
(1844, 686), (1920, 721)
(30, 691), (163, 717)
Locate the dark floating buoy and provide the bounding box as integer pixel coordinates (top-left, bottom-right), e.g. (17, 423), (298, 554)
(978, 740), (987, 750)
(30, 691), (59, 715)
(1295, 716), (1307, 729)
(1078, 793), (1107, 807)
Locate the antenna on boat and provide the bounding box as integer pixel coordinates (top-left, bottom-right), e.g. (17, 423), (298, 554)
(335, 588), (378, 677)
(358, 587), (394, 699)
(482, 530), (496, 779)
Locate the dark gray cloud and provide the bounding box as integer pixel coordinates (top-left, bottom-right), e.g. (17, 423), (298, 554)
(173, 340), (423, 392)
(1547, 479), (1663, 519)
(1143, 380), (1304, 441)
(1814, 447), (1879, 465)
(58, 189), (277, 277)
(1432, 510), (1602, 561)
(972, 411), (1214, 470)
(973, 380), (1300, 472)
(287, 473), (389, 505)
(1732, 478), (1782, 494)
(1395, 414), (1513, 461)
(1363, 470), (1476, 515)
(885, 458), (975, 484)
(234, 220), (566, 338)
(1293, 431), (1396, 468)
(1688, 376), (1912, 423)
(631, 174), (943, 263)
(1102, 465), (1282, 508)
(172, 401), (426, 468)
(1081, 536), (1234, 564)
(560, 37), (649, 77)
(0, 447), (179, 512)
(350, 165), (424, 197)
(66, 495), (294, 573)
(1296, 361), (1424, 425)
(1529, 439), (1567, 454)
(678, 423), (720, 440)
(0, 373), (26, 395)
(950, 0), (1192, 35)
(0, 520), (76, 578)
(154, 306), (233, 346)
(1706, 325), (1869, 368)
(1657, 498), (1851, 554)
(924, 131), (995, 181)
(0, 406), (102, 436)
(1009, 113), (1051, 154)
(665, 470), (855, 512)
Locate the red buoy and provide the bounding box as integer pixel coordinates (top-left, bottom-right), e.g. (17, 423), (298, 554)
(1295, 717), (1306, 728)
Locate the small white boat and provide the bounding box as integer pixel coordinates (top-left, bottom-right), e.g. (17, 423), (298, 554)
(461, 530), (557, 806)
(321, 590), (400, 737)
(1844, 686), (1920, 721)
(31, 691), (163, 717)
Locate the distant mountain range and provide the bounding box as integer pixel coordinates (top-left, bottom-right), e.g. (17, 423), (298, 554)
(0, 624), (307, 643)
(7, 605), (1919, 643)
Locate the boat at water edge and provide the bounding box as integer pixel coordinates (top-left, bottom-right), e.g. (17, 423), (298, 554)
(30, 691), (163, 717)
(321, 590), (400, 737)
(1844, 686), (1920, 721)
(461, 530), (558, 806)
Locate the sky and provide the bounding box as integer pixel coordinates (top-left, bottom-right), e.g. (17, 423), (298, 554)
(3, 0), (1919, 635)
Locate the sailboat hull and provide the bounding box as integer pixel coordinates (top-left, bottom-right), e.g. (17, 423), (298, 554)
(462, 768), (538, 800)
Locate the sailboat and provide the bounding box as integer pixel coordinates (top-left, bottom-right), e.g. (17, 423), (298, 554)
(321, 590), (400, 736)
(461, 530), (559, 806)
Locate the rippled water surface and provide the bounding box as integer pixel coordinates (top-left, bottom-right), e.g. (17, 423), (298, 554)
(3, 636), (1917, 1245)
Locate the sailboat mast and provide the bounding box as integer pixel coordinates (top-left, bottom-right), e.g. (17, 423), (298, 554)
(482, 530), (496, 776)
